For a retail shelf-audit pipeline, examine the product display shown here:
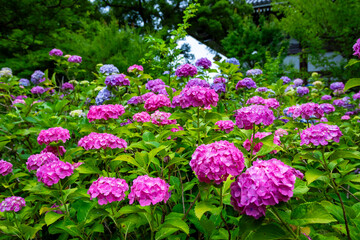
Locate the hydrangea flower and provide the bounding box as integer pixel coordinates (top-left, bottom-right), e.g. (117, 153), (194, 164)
(99, 64), (119, 75)
(144, 94), (171, 112)
(190, 141), (245, 184)
(87, 104), (125, 122)
(297, 87), (309, 97)
(195, 58), (212, 69)
(264, 98), (280, 109)
(133, 112), (151, 123)
(211, 83), (226, 93)
(49, 49), (63, 56)
(19, 78), (30, 86)
(26, 152), (59, 172)
(330, 82), (345, 91)
(68, 55), (82, 63)
(341, 115), (350, 120)
(31, 70), (45, 84)
(37, 127), (70, 145)
(213, 77), (227, 84)
(128, 64), (143, 73)
(0, 196), (26, 212)
(127, 96), (144, 105)
(88, 177), (129, 205)
(313, 81), (323, 87)
(275, 129), (288, 137)
(145, 79), (165, 91)
(142, 92), (156, 101)
(353, 92), (360, 100)
(353, 38), (360, 58)
(150, 111), (177, 126)
(280, 76), (291, 84)
(243, 132), (281, 155)
(0, 160), (12, 176)
(167, 125), (184, 140)
(150, 85), (173, 95)
(175, 64), (198, 78)
(333, 99), (346, 107)
(287, 103), (324, 120)
(236, 78), (256, 89)
(36, 160), (74, 187)
(215, 120), (234, 133)
(246, 69), (263, 76)
(230, 158), (303, 219)
(0, 67), (12, 78)
(12, 99), (25, 105)
(175, 87), (219, 109)
(320, 117), (328, 122)
(41, 145), (66, 157)
(320, 103), (335, 114)
(61, 82), (74, 90)
(300, 123), (342, 146)
(105, 74), (130, 86)
(285, 85), (295, 93)
(235, 105), (275, 129)
(186, 78), (210, 88)
(78, 132), (127, 150)
(31, 86), (45, 94)
(128, 175), (171, 206)
(247, 96), (265, 105)
(256, 87), (268, 92)
(226, 58), (240, 65)
(293, 78), (303, 87)
(69, 110), (86, 118)
(95, 87), (114, 105)
(321, 95), (332, 101)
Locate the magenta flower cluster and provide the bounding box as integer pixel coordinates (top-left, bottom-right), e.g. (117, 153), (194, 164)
(288, 103), (324, 120)
(297, 87), (309, 96)
(37, 127), (70, 145)
(321, 95), (332, 101)
(190, 141), (245, 184)
(353, 38), (360, 58)
(195, 58), (212, 69)
(36, 160), (74, 186)
(175, 64), (198, 78)
(150, 111), (177, 126)
(300, 123), (343, 146)
(235, 105), (275, 129)
(320, 103), (335, 114)
(88, 177), (129, 205)
(41, 145), (66, 157)
(186, 78), (210, 88)
(173, 86), (219, 108)
(31, 86), (45, 94)
(235, 78), (256, 89)
(49, 48), (63, 56)
(144, 94), (171, 112)
(128, 64), (143, 73)
(105, 74), (130, 86)
(0, 160), (13, 176)
(78, 132), (127, 150)
(26, 152), (59, 172)
(87, 104), (125, 122)
(230, 158), (303, 219)
(62, 82), (74, 90)
(0, 196), (26, 212)
(215, 120), (234, 133)
(243, 132), (281, 155)
(133, 112), (151, 123)
(68, 55), (82, 63)
(213, 77), (227, 84)
(145, 79), (165, 91)
(128, 175), (171, 206)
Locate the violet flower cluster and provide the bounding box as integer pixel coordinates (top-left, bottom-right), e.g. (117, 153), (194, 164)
(330, 82), (345, 91)
(211, 83), (226, 94)
(87, 104), (125, 122)
(321, 95), (332, 101)
(68, 55), (82, 63)
(213, 77), (227, 84)
(36, 160), (74, 187)
(144, 94), (171, 112)
(293, 78), (303, 87)
(320, 103), (336, 114)
(105, 74), (130, 86)
(49, 49), (63, 56)
(62, 82), (74, 90)
(100, 64), (119, 75)
(195, 58), (212, 69)
(186, 78), (210, 88)
(281, 76), (291, 84)
(235, 78), (256, 89)
(175, 64), (198, 78)
(0, 160), (13, 176)
(246, 69), (263, 76)
(226, 58), (240, 65)
(31, 86), (45, 95)
(173, 87), (219, 108)
(190, 141), (245, 184)
(37, 127), (70, 145)
(41, 145), (66, 157)
(215, 120), (234, 133)
(78, 132), (127, 150)
(235, 105), (275, 129)
(19, 78), (30, 86)
(145, 79), (165, 91)
(31, 70), (45, 84)
(353, 38), (360, 58)
(150, 111), (177, 126)
(300, 123), (343, 146)
(230, 158), (303, 219)
(96, 87), (114, 105)
(0, 196), (26, 212)
(128, 175), (171, 206)
(297, 87), (309, 97)
(88, 177), (129, 205)
(26, 152), (59, 172)
(287, 103), (324, 120)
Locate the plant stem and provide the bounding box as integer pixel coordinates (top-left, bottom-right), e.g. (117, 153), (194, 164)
(197, 107), (201, 146)
(182, 191), (201, 220)
(270, 206), (299, 240)
(249, 123), (256, 162)
(58, 181), (69, 216)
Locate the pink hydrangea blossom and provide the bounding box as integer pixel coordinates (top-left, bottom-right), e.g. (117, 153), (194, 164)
(215, 120), (234, 133)
(128, 175), (171, 206)
(36, 160), (74, 187)
(0, 160), (13, 176)
(275, 129), (288, 137)
(37, 127), (70, 145)
(190, 141), (245, 184)
(321, 95), (332, 101)
(246, 96), (265, 105)
(167, 126), (184, 140)
(195, 58), (212, 69)
(320, 103), (335, 114)
(341, 115), (350, 120)
(235, 105), (275, 129)
(236, 78), (256, 89)
(78, 132), (127, 150)
(0, 196), (26, 212)
(264, 98), (280, 109)
(300, 123), (343, 146)
(144, 94), (171, 112)
(320, 117), (328, 122)
(41, 145), (66, 157)
(142, 92), (156, 101)
(353, 92), (360, 100)
(213, 77), (227, 84)
(175, 86), (219, 108)
(150, 111), (177, 126)
(243, 132), (281, 155)
(353, 38), (360, 58)
(133, 112), (151, 123)
(12, 99), (26, 106)
(288, 103), (324, 120)
(230, 158), (303, 219)
(31, 86), (45, 94)
(175, 64), (198, 78)
(87, 104), (125, 122)
(49, 48), (63, 56)
(68, 55), (82, 63)
(26, 152), (59, 172)
(127, 64), (143, 73)
(88, 177), (129, 205)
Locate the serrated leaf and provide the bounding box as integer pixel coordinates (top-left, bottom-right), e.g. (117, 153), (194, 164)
(112, 154), (141, 168)
(291, 202), (336, 225)
(162, 218), (189, 235)
(305, 169), (324, 184)
(194, 201), (221, 220)
(329, 150), (360, 160)
(45, 212), (64, 226)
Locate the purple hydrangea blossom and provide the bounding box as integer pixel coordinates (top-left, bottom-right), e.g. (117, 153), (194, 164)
(145, 79), (165, 91)
(321, 95), (332, 101)
(195, 58), (212, 69)
(297, 87), (309, 97)
(236, 78), (257, 89)
(68, 55), (82, 63)
(31, 70), (45, 84)
(186, 78), (210, 88)
(19, 78), (30, 86)
(353, 38), (360, 58)
(226, 58), (240, 65)
(49, 49), (63, 56)
(246, 69), (263, 76)
(105, 74), (130, 87)
(99, 64), (119, 75)
(96, 87), (114, 105)
(281, 76), (291, 84)
(330, 82), (345, 91)
(211, 83), (226, 93)
(293, 78), (303, 87)
(175, 64), (198, 78)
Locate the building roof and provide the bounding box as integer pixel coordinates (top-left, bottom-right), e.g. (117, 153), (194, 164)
(246, 0), (272, 7)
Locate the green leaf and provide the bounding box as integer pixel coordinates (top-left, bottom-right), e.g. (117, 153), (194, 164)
(305, 169), (324, 185)
(293, 178), (309, 196)
(344, 78), (360, 91)
(291, 202), (336, 225)
(142, 131), (155, 142)
(329, 150), (360, 161)
(112, 154), (141, 168)
(72, 200), (93, 222)
(118, 205), (147, 215)
(168, 112), (192, 121)
(162, 218), (189, 235)
(345, 59), (360, 68)
(194, 201), (221, 220)
(250, 223), (288, 240)
(155, 228), (178, 240)
(9, 172), (29, 182)
(45, 212), (64, 226)
(205, 112), (223, 122)
(76, 164), (101, 174)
